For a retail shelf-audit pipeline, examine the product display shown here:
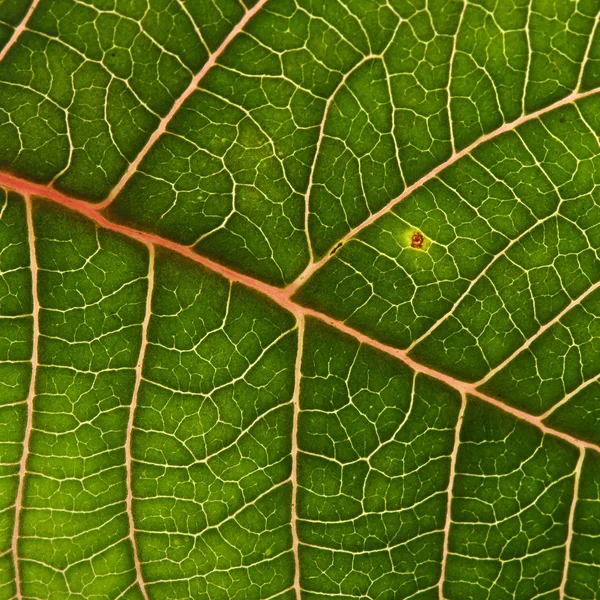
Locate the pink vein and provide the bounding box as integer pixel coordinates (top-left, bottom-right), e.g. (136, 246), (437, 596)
(438, 392), (466, 600)
(287, 85), (600, 295)
(0, 172), (293, 304)
(95, 0), (269, 209)
(303, 307), (600, 454)
(1, 173), (597, 456)
(559, 448), (585, 598)
(12, 196), (38, 600)
(126, 245), (154, 600)
(0, 0), (40, 63)
(290, 315), (304, 600)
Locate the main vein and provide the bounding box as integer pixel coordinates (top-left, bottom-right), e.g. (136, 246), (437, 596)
(125, 244), (155, 599)
(558, 448), (585, 598)
(11, 196), (38, 599)
(0, 174), (596, 454)
(291, 315), (304, 600)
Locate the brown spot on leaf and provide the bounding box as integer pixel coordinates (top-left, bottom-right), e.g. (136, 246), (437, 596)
(330, 242), (343, 255)
(411, 231), (424, 249)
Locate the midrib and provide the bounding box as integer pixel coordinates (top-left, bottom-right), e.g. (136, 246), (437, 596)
(0, 171), (598, 454)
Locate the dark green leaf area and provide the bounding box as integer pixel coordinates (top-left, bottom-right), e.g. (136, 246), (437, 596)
(297, 318), (461, 599)
(0, 193), (32, 394)
(565, 450), (600, 599)
(0, 190), (31, 315)
(308, 58), (402, 260)
(109, 85), (313, 286)
(482, 287), (600, 417)
(411, 100), (600, 382)
(451, 0), (598, 146)
(35, 201), (148, 372)
(0, 0), (245, 200)
(382, 0), (460, 185)
(449, 1), (526, 150)
(0, 26), (159, 200)
(295, 125), (559, 351)
(132, 249), (297, 598)
(0, 555), (15, 600)
(445, 398), (580, 600)
(17, 201), (150, 598)
(0, 0), (33, 52)
(143, 249), (296, 395)
(524, 0), (597, 112)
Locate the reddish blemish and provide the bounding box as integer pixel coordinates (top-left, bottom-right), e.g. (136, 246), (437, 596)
(411, 231), (424, 249)
(330, 242), (342, 255)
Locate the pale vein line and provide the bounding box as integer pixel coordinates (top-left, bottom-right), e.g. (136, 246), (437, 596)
(287, 85), (600, 295)
(541, 371), (600, 420)
(126, 244), (154, 600)
(12, 195), (38, 600)
(303, 53), (376, 262)
(559, 448), (585, 599)
(438, 392), (466, 600)
(174, 0), (210, 56)
(0, 0), (40, 63)
(0, 177), (596, 454)
(476, 276), (600, 388)
(300, 307), (600, 455)
(96, 0), (269, 209)
(577, 11), (600, 92)
(522, 0), (532, 116)
(446, 0), (468, 155)
(291, 315), (304, 600)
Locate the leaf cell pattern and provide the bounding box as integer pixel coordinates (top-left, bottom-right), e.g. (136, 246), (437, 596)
(0, 0), (600, 599)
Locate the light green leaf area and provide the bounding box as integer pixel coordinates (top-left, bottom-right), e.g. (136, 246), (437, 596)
(1, 0), (600, 598)
(298, 319), (462, 599)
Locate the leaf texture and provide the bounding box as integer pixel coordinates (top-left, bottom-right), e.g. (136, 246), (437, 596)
(0, 1), (600, 599)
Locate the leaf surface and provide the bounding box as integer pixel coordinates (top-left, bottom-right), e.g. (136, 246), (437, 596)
(0, 1), (600, 598)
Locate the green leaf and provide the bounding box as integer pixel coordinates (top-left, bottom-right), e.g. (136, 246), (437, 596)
(0, 1), (599, 598)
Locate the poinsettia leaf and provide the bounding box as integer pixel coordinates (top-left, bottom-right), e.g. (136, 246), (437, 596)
(1, 1), (600, 599)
